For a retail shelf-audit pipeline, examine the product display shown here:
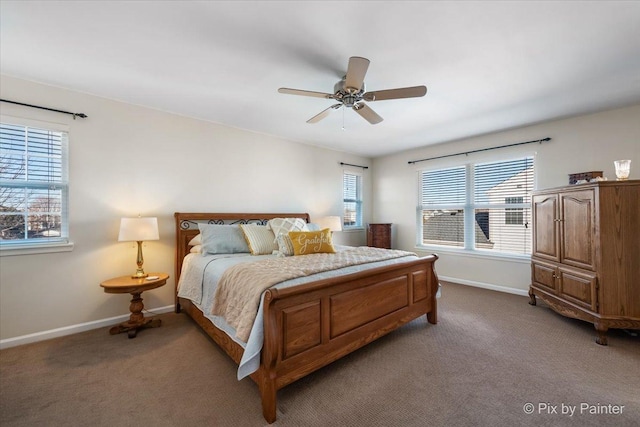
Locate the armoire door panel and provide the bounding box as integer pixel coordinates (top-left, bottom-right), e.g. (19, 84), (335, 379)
(560, 190), (595, 270)
(532, 194), (559, 261)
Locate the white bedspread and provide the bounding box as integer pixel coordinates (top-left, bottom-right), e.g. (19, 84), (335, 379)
(177, 245), (421, 380)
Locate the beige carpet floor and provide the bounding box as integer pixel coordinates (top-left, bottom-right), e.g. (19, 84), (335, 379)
(1, 282), (638, 427)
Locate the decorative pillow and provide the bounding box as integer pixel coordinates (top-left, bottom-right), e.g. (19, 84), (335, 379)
(240, 224), (277, 255)
(288, 229), (336, 255)
(190, 245), (202, 254)
(303, 223), (321, 231)
(198, 223), (250, 255)
(267, 217), (307, 241)
(188, 234), (202, 246)
(276, 233), (295, 257)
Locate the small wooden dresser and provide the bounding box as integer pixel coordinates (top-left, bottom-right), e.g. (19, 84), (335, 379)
(367, 223), (392, 249)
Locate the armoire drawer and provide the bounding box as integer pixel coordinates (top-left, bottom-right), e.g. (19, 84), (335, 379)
(558, 267), (597, 311)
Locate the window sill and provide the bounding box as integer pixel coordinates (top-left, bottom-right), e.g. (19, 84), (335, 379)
(414, 244), (531, 263)
(0, 242), (74, 256)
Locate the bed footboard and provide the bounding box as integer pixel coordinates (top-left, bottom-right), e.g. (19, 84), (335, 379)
(258, 255), (439, 423)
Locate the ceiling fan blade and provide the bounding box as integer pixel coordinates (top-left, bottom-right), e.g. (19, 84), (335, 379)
(278, 88), (334, 99)
(353, 103), (383, 124)
(307, 104), (342, 123)
(363, 85), (427, 102)
(344, 56), (370, 93)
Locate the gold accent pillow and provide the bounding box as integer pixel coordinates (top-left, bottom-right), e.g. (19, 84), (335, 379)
(288, 229), (336, 255)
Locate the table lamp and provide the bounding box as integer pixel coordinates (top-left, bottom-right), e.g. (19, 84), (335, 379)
(318, 216), (343, 234)
(118, 217), (159, 278)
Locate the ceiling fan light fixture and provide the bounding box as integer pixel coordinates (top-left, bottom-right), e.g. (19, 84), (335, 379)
(342, 93), (358, 108)
(334, 79), (366, 95)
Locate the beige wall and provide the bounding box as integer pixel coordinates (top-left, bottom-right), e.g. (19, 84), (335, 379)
(2, 74), (638, 345)
(372, 103), (640, 295)
(0, 75), (371, 344)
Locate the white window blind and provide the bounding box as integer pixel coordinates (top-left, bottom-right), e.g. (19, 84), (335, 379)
(418, 156), (534, 255)
(343, 171), (362, 228)
(419, 166), (466, 247)
(0, 122), (69, 247)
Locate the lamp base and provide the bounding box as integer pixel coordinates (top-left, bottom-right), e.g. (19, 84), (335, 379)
(132, 241), (148, 278)
(131, 268), (148, 279)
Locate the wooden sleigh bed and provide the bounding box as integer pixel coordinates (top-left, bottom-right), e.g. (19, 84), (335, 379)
(174, 212), (439, 423)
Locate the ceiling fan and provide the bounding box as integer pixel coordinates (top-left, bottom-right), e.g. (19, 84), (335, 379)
(278, 56), (427, 125)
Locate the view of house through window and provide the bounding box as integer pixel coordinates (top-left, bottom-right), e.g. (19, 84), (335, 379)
(0, 121), (69, 246)
(418, 156), (534, 255)
(343, 171), (362, 228)
(505, 197), (524, 225)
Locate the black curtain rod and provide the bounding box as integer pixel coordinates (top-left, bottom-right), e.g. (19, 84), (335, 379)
(408, 137), (551, 165)
(340, 162), (369, 169)
(1, 99), (87, 119)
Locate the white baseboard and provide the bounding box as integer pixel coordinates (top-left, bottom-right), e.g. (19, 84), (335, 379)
(0, 305), (175, 350)
(1, 280), (528, 349)
(439, 275), (529, 297)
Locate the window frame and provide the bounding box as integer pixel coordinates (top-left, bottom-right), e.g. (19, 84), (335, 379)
(416, 155), (534, 259)
(0, 116), (73, 256)
(343, 170), (363, 230)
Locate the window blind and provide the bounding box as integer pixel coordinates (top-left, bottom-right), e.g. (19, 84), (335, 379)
(0, 122), (69, 245)
(418, 156), (534, 255)
(343, 172), (362, 228)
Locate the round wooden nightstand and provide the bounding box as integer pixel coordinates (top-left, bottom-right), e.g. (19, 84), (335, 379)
(100, 273), (169, 338)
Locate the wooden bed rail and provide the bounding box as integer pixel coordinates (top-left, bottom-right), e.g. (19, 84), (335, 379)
(265, 254), (439, 300)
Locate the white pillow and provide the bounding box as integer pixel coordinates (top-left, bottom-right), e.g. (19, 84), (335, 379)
(188, 234), (202, 246)
(240, 224), (277, 255)
(190, 245), (202, 254)
(275, 233), (295, 257)
(267, 218), (307, 241)
(304, 223), (321, 231)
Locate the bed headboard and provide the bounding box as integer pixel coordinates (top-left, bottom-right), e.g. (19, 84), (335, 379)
(173, 212), (310, 308)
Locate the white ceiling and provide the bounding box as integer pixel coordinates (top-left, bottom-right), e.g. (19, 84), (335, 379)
(1, 1), (640, 158)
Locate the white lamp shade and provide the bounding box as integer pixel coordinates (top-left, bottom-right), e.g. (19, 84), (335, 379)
(318, 216), (342, 232)
(118, 217), (159, 242)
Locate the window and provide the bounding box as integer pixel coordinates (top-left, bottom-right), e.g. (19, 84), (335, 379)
(505, 197), (524, 225)
(343, 171), (362, 228)
(0, 120), (70, 251)
(418, 156), (534, 256)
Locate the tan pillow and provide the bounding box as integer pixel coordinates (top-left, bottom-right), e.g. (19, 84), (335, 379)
(288, 229), (336, 255)
(188, 234), (202, 246)
(240, 224), (277, 255)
